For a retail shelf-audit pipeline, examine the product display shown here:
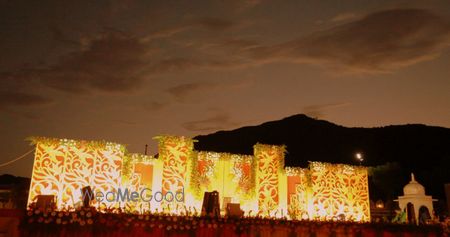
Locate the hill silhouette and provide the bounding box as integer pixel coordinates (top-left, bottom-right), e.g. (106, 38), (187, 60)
(194, 114), (450, 203)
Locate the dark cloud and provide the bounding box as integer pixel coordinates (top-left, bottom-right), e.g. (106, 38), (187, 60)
(215, 39), (261, 54)
(220, 0), (263, 12)
(164, 76), (256, 105)
(182, 112), (239, 132)
(0, 32), (156, 114)
(150, 58), (199, 73)
(112, 119), (137, 126)
(49, 26), (79, 47)
(143, 101), (168, 111)
(251, 9), (450, 72)
(41, 33), (151, 93)
(0, 32), (151, 99)
(142, 25), (192, 41)
(166, 82), (217, 102)
(196, 17), (235, 31)
(3, 7), (447, 114)
(0, 92), (53, 108)
(330, 12), (359, 23)
(142, 17), (236, 41)
(303, 103), (350, 119)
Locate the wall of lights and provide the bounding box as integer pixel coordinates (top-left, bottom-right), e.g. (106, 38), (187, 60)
(156, 136), (194, 213)
(28, 137), (124, 209)
(309, 162), (370, 222)
(28, 136), (370, 221)
(285, 167), (310, 219)
(254, 144), (286, 216)
(190, 151), (255, 213)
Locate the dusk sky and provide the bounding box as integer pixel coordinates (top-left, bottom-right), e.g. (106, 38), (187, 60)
(1, 0), (450, 177)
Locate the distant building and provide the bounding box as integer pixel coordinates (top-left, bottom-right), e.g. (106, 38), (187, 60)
(0, 174), (30, 209)
(370, 199), (397, 222)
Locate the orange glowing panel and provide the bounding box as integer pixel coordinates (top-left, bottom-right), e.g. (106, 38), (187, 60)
(230, 154), (254, 199)
(286, 167), (309, 219)
(192, 152), (254, 205)
(309, 162), (370, 222)
(61, 143), (96, 207)
(28, 141), (66, 208)
(92, 147), (123, 208)
(254, 144), (285, 216)
(27, 137), (125, 209)
(134, 163), (154, 186)
(156, 136), (194, 211)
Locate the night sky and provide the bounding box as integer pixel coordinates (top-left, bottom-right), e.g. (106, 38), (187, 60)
(1, 0), (450, 177)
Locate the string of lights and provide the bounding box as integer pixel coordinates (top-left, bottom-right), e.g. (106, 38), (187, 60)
(0, 148), (35, 168)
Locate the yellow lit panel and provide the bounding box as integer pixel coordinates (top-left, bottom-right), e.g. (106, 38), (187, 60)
(191, 152), (255, 212)
(254, 144), (285, 217)
(27, 137), (125, 209)
(309, 162), (370, 222)
(156, 136), (194, 213)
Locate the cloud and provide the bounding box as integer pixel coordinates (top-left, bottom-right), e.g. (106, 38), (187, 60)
(144, 8), (450, 75)
(166, 82), (217, 102)
(0, 31), (159, 114)
(142, 17), (236, 41)
(111, 119), (137, 126)
(4, 8), (446, 113)
(0, 21), (245, 110)
(41, 32), (151, 93)
(0, 91), (53, 108)
(196, 17), (235, 31)
(150, 58), (199, 73)
(182, 112), (239, 132)
(251, 8), (450, 72)
(165, 76), (255, 104)
(303, 103), (350, 119)
(49, 26), (79, 47)
(213, 38), (261, 53)
(143, 101), (168, 111)
(330, 12), (359, 23)
(226, 0), (264, 12)
(0, 32), (152, 99)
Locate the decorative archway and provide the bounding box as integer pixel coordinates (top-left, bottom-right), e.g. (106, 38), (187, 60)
(406, 202), (416, 224)
(418, 206), (430, 225)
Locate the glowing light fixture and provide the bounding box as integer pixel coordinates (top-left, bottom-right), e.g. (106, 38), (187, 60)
(355, 152), (363, 165)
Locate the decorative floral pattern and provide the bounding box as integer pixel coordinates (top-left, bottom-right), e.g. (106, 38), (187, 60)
(192, 152), (219, 197)
(28, 138), (124, 209)
(254, 144), (285, 216)
(28, 142), (66, 208)
(230, 154), (254, 197)
(309, 162), (370, 222)
(27, 136), (371, 222)
(286, 167), (309, 219)
(191, 152), (254, 203)
(157, 136), (194, 212)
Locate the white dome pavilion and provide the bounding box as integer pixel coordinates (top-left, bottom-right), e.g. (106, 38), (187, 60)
(395, 173), (436, 225)
(403, 173), (425, 195)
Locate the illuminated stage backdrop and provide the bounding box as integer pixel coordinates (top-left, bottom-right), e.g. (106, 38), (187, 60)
(28, 137), (124, 209)
(285, 167), (310, 219)
(254, 144), (285, 217)
(121, 153), (161, 212)
(191, 152), (255, 212)
(156, 136), (194, 213)
(27, 136), (370, 222)
(309, 162), (370, 222)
